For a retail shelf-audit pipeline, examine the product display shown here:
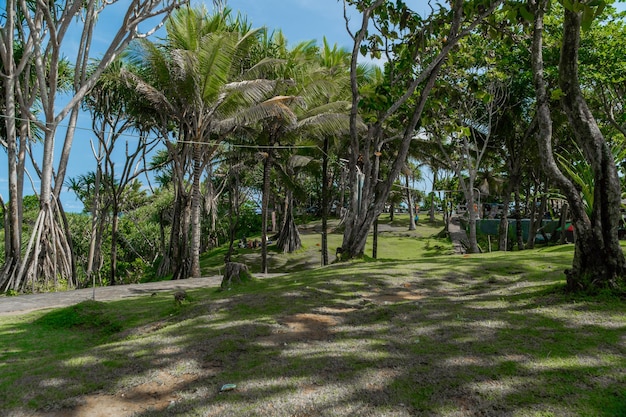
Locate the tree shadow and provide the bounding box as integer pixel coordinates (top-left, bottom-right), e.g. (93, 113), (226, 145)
(1, 252), (625, 416)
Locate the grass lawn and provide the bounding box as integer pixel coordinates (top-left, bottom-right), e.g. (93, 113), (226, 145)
(1, 215), (625, 416)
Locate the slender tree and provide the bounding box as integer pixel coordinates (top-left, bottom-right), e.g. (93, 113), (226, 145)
(339, 0), (503, 259)
(0, 0), (182, 292)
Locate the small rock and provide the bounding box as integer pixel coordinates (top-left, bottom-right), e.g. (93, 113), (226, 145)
(220, 383), (237, 392)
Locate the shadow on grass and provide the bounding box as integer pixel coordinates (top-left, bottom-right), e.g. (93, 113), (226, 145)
(1, 247), (625, 416)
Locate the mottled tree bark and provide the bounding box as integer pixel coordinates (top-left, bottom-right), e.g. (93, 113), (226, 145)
(558, 8), (625, 289)
(531, 0), (625, 291)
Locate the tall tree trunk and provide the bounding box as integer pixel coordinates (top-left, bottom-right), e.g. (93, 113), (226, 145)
(163, 188), (190, 280)
(372, 216), (378, 258)
(225, 169), (240, 264)
(466, 188), (480, 253)
(190, 143), (203, 278)
(429, 169), (438, 222)
(559, 8), (625, 289)
(0, 19), (22, 288)
(498, 184), (514, 251)
(157, 208), (170, 277)
(109, 199), (119, 285)
(526, 181), (546, 249)
(260, 147), (274, 274)
(321, 137), (330, 265)
(531, 1), (625, 291)
(514, 187), (524, 250)
(86, 151), (104, 283)
(406, 174), (416, 231)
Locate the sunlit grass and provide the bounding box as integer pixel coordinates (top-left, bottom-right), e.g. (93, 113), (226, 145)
(1, 218), (625, 416)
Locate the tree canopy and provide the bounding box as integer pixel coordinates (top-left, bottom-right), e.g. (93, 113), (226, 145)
(2, 0), (626, 294)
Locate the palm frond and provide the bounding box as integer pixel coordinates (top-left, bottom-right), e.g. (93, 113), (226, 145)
(217, 95), (301, 131)
(244, 57), (286, 79)
(222, 79), (278, 105)
(120, 68), (174, 115)
(197, 32), (238, 102)
(297, 112), (351, 139)
(299, 101), (351, 118)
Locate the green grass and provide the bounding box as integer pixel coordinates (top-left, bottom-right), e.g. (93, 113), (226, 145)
(199, 214), (453, 276)
(1, 216), (625, 416)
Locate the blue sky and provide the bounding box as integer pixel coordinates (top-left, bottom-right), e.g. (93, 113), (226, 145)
(225, 0), (354, 47)
(3, 1), (623, 212)
(0, 1), (355, 213)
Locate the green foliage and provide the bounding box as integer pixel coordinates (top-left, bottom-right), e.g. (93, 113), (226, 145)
(215, 200), (262, 241)
(556, 142), (595, 216)
(21, 195), (41, 232)
(556, 140), (626, 217)
(117, 258), (149, 285)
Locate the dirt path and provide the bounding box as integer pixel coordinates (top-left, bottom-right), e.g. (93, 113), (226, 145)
(0, 274), (282, 316)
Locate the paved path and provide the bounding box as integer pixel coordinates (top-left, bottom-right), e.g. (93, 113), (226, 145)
(0, 274), (281, 316)
(448, 216), (469, 254)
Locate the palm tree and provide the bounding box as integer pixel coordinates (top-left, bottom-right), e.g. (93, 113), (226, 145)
(126, 6), (279, 279)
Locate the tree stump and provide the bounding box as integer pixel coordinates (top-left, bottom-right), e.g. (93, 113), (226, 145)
(221, 262), (252, 289)
(174, 290), (188, 305)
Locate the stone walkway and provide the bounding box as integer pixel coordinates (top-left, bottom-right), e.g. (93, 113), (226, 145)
(448, 216), (469, 254)
(0, 274), (282, 316)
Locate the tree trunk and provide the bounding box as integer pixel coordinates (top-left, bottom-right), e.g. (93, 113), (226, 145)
(531, 1), (625, 291)
(406, 174), (416, 231)
(109, 200), (119, 285)
(559, 9), (625, 289)
(87, 155), (103, 282)
(225, 170), (240, 264)
(429, 169), (438, 222)
(526, 185), (546, 249)
(321, 137), (329, 265)
(190, 143), (203, 278)
(260, 147), (274, 274)
(0, 3), (23, 289)
(498, 190), (512, 252)
(558, 203), (569, 245)
(221, 262), (252, 289)
(467, 190), (480, 254)
(514, 187), (524, 250)
(275, 191), (302, 253)
(167, 188), (191, 280)
(372, 216), (378, 258)
(157, 208), (171, 277)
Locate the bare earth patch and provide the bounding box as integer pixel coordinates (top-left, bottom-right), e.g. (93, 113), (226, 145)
(260, 313), (340, 345)
(34, 372), (198, 417)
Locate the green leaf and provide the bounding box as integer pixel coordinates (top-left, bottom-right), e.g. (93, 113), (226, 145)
(550, 89), (565, 101)
(581, 6), (596, 31)
(507, 8), (518, 22)
(519, 5), (534, 22)
(562, 0), (574, 12)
